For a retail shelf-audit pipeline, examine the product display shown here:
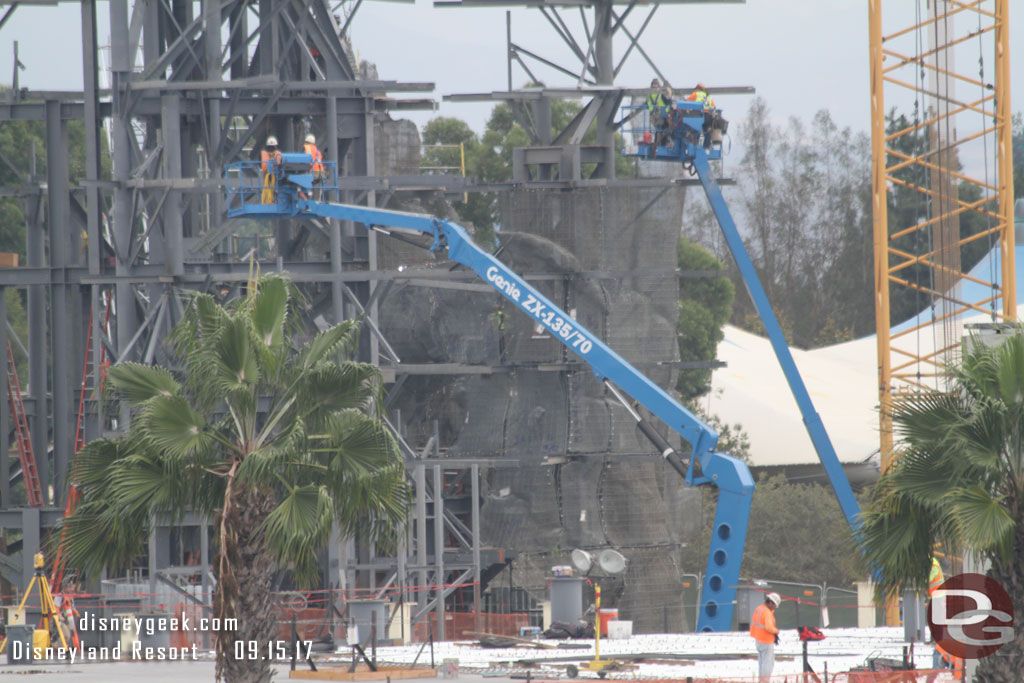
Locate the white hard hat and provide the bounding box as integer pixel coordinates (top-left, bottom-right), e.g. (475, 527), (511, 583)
(305, 133), (316, 144)
(266, 136), (278, 147)
(767, 592), (781, 607)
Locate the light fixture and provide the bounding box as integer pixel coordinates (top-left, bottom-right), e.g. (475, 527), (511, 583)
(570, 549), (594, 574)
(597, 549), (628, 574)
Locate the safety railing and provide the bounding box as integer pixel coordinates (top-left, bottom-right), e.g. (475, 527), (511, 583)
(224, 159), (340, 216)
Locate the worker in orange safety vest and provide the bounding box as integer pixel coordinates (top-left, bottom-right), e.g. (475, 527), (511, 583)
(750, 592), (781, 681)
(303, 134), (325, 199)
(928, 556), (964, 679)
(59, 595), (81, 650)
(260, 136), (283, 204)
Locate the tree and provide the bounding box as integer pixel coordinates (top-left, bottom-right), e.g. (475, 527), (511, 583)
(728, 99), (873, 348)
(676, 237), (734, 400)
(57, 276), (407, 682)
(858, 332), (1024, 681)
(683, 474), (862, 588)
(422, 97), (635, 244)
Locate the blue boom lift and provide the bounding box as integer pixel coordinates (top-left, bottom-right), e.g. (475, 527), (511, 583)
(225, 102), (861, 630)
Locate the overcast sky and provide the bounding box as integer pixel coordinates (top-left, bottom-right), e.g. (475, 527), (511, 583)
(1, 0), (1022, 144)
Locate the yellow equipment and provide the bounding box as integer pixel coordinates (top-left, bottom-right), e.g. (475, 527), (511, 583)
(568, 585), (624, 679)
(0, 552), (69, 656)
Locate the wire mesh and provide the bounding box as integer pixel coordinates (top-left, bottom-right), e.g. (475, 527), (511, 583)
(381, 185), (699, 633)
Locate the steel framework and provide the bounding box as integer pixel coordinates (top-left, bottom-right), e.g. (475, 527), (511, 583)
(0, 0), (749, 640)
(869, 0), (1016, 475)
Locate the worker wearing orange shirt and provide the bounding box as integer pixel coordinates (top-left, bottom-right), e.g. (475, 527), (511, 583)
(928, 556), (963, 679)
(303, 134), (325, 199)
(750, 592), (781, 681)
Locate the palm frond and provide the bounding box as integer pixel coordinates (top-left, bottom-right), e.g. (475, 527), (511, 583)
(141, 394), (218, 459)
(946, 486), (1016, 562)
(108, 363), (181, 404)
(250, 276), (289, 349)
(260, 484), (333, 585)
(297, 320), (359, 370)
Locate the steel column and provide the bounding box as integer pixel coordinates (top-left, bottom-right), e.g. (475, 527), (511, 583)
(995, 0), (1015, 321)
(46, 101), (73, 506)
(433, 464), (445, 641)
(26, 149), (47, 501)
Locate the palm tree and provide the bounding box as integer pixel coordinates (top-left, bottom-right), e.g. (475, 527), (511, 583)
(57, 276), (407, 682)
(858, 331), (1024, 681)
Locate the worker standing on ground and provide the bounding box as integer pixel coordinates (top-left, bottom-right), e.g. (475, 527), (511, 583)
(928, 556), (963, 679)
(303, 133), (325, 200)
(750, 592), (781, 681)
(260, 136), (282, 204)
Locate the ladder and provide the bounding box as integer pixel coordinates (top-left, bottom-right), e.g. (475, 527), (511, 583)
(7, 343), (43, 507)
(53, 292), (112, 592)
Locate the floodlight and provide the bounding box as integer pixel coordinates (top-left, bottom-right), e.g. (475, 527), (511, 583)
(597, 549), (628, 574)
(570, 549), (593, 573)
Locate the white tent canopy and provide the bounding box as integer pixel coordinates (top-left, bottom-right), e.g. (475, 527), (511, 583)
(705, 242), (1024, 469)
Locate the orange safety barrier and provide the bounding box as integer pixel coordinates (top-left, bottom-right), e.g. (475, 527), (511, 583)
(411, 611), (529, 642)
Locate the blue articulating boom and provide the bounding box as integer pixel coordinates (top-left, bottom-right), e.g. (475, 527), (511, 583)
(226, 154), (752, 632)
(621, 100), (865, 532)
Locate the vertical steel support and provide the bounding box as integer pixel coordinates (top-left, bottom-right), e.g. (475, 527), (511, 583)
(161, 95), (185, 277)
(46, 100), (72, 506)
(868, 0), (892, 473)
(415, 463), (427, 613)
(471, 463), (481, 634)
(27, 149), (48, 501)
(204, 0), (223, 227)
(110, 0), (138, 367)
(594, 1), (616, 178)
(995, 0), (1015, 321)
(433, 464), (445, 641)
(328, 95), (345, 323)
(22, 507), (39, 587)
(0, 287), (7, 506)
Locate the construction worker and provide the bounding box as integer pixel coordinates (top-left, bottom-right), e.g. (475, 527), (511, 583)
(928, 556), (964, 679)
(685, 83), (718, 150)
(685, 82), (716, 109)
(644, 79), (669, 152)
(750, 592), (781, 681)
(260, 136), (282, 204)
(58, 595), (80, 650)
(303, 133), (325, 200)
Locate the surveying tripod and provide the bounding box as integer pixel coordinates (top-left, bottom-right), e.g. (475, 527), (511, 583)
(0, 552), (69, 654)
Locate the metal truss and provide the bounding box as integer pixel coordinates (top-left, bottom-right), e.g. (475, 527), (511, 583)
(869, 0), (1016, 474)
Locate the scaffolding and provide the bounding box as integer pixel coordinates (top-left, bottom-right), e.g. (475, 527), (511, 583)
(869, 0), (1017, 474)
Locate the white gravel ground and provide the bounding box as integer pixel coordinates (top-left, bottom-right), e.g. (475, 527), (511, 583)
(331, 627), (949, 680)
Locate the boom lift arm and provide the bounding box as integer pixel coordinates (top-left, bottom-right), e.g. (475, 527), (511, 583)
(622, 100), (864, 530)
(226, 155), (753, 632)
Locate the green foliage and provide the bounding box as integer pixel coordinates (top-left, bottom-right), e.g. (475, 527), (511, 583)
(0, 111), (111, 258)
(57, 274), (407, 606)
(719, 98), (873, 348)
(421, 98), (635, 246)
(858, 332), (1024, 599)
(684, 475), (863, 588)
(676, 237), (733, 400)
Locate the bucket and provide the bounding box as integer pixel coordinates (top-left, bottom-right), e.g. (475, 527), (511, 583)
(598, 608), (618, 636)
(32, 629), (49, 657)
(607, 620), (633, 640)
